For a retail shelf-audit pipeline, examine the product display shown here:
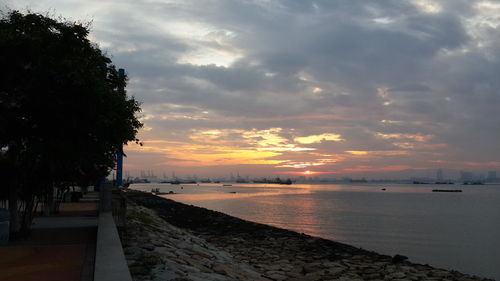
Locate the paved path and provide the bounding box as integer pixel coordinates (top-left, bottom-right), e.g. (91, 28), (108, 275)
(0, 193), (98, 281)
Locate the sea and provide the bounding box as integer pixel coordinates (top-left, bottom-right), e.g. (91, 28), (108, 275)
(131, 182), (500, 280)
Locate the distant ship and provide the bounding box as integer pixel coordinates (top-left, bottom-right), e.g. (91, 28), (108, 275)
(463, 181), (484, 185)
(350, 178), (367, 183)
(130, 178), (150, 183)
(235, 175), (248, 183)
(252, 177), (293, 185)
(252, 178), (268, 183)
(169, 178), (196, 184)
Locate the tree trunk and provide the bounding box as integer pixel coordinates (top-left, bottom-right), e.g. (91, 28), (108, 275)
(8, 184), (19, 234)
(19, 195), (36, 236)
(43, 188), (54, 216)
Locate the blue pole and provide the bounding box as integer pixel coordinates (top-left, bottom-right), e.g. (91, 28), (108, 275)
(116, 152), (123, 186)
(116, 68), (125, 187)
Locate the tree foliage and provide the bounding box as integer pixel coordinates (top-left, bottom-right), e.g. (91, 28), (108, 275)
(0, 10), (143, 232)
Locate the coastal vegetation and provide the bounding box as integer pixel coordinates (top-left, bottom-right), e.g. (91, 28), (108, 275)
(0, 10), (142, 235)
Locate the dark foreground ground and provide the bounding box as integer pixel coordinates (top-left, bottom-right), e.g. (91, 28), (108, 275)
(123, 190), (493, 281)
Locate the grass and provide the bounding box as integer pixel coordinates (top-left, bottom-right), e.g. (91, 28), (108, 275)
(128, 254), (163, 278)
(126, 209), (160, 227)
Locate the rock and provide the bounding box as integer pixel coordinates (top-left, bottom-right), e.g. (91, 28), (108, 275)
(265, 264), (283, 271)
(153, 246), (176, 258)
(430, 270), (451, 278)
(188, 244), (214, 258)
(302, 262), (322, 274)
(212, 264), (230, 275)
(141, 243), (156, 251)
(304, 271), (325, 280)
(392, 254), (409, 263)
(389, 271), (407, 279)
(361, 272), (381, 279)
(267, 273), (287, 281)
(150, 269), (177, 281)
(325, 267), (345, 276)
(152, 240), (164, 247)
(179, 263), (202, 274)
(288, 275), (320, 281)
(322, 261), (345, 268)
(124, 246), (142, 256)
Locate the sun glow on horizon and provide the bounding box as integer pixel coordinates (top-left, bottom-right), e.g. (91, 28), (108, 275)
(301, 170), (321, 176)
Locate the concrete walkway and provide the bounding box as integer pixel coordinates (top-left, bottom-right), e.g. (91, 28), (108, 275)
(32, 217), (98, 229)
(0, 194), (98, 281)
(0, 191), (132, 281)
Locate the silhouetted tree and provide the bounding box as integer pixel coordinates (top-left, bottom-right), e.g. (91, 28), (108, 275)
(0, 10), (142, 235)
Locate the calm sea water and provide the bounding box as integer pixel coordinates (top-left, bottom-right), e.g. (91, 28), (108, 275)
(131, 183), (500, 280)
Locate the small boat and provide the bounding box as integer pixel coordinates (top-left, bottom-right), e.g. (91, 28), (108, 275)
(151, 188), (175, 195)
(432, 189), (462, 193)
(157, 191), (175, 195)
(381, 188), (386, 191)
(222, 184), (232, 186)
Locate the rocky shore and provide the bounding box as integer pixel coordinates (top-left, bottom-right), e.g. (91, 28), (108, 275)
(120, 190), (493, 281)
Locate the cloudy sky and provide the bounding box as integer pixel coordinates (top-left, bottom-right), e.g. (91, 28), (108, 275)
(6, 0), (500, 178)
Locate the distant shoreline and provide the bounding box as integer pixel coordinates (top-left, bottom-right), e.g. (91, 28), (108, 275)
(122, 190), (493, 281)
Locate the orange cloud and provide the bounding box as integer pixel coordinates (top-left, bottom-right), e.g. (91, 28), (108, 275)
(280, 170), (333, 175)
(277, 162), (326, 169)
(294, 133), (344, 144)
(126, 139), (285, 167)
(189, 128), (315, 152)
(461, 161), (500, 168)
(345, 150), (409, 156)
(345, 150), (369, 155)
(338, 165), (413, 173)
(376, 132), (433, 142)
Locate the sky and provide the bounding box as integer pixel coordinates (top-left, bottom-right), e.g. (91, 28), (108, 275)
(5, 0), (500, 179)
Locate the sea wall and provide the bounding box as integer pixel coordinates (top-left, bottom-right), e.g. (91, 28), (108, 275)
(120, 190), (493, 281)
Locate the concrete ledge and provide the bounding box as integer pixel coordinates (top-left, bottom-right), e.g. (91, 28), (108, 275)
(94, 211), (132, 281)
